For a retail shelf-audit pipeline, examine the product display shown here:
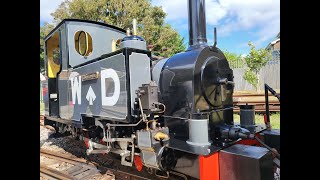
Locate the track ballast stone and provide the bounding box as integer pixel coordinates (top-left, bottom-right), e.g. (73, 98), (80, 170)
(40, 125), (114, 180)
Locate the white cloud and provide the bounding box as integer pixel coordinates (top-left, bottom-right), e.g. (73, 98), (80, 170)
(206, 1), (227, 25)
(221, 0), (279, 34)
(152, 0), (227, 24)
(153, 0), (187, 21)
(253, 18), (280, 46)
(40, 0), (65, 23)
(153, 0), (280, 46)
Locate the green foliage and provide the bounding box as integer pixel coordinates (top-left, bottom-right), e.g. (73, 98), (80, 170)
(223, 50), (243, 68)
(40, 23), (55, 73)
(243, 69), (258, 88)
(234, 112), (280, 129)
(40, 29), (45, 72)
(243, 42), (271, 90)
(155, 24), (186, 57)
(244, 42), (270, 74)
(46, 0), (185, 58)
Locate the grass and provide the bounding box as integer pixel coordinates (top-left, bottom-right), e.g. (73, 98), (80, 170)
(233, 113), (280, 129)
(40, 102), (45, 115)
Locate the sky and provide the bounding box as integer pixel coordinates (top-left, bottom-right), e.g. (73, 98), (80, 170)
(40, 0), (280, 55)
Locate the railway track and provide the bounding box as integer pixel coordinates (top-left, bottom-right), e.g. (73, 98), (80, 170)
(233, 92), (280, 112)
(40, 149), (109, 180)
(40, 148), (157, 180)
(40, 146), (190, 180)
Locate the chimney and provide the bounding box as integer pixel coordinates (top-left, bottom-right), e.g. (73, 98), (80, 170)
(188, 0), (207, 49)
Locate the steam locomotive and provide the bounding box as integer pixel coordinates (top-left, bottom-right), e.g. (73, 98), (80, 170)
(43, 0), (280, 179)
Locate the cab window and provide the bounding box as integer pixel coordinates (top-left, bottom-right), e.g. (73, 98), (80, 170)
(46, 31), (61, 78)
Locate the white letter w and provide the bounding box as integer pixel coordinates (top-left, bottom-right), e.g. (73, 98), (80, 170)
(70, 75), (82, 105)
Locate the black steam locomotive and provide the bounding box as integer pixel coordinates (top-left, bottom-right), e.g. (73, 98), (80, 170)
(43, 0), (279, 179)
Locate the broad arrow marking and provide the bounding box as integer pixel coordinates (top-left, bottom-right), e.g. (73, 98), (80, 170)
(86, 86), (96, 105)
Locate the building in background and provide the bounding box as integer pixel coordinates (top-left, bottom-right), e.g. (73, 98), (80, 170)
(266, 32), (280, 61)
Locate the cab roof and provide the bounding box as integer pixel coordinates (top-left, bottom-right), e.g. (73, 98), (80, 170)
(44, 19), (126, 41)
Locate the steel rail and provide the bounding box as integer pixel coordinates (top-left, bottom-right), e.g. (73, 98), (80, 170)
(40, 149), (151, 180)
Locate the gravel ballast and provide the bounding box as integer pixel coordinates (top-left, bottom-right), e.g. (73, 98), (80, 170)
(40, 125), (54, 147)
(40, 125), (114, 180)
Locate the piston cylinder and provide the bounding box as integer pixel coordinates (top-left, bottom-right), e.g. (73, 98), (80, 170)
(186, 119), (211, 146)
(239, 105), (256, 133)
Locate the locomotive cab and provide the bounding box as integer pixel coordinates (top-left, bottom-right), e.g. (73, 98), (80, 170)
(44, 19), (126, 122)
(44, 29), (62, 117)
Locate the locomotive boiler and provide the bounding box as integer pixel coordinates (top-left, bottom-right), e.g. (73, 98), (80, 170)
(43, 0), (280, 179)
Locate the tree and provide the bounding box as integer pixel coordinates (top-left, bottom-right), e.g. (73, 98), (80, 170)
(40, 28), (45, 73)
(47, 0), (185, 58)
(223, 50), (243, 69)
(155, 24), (186, 57)
(243, 42), (271, 91)
(40, 23), (55, 73)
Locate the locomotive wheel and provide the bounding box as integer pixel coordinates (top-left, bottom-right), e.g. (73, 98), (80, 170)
(160, 148), (177, 171)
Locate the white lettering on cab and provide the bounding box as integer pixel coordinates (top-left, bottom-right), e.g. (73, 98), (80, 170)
(69, 72), (82, 105)
(100, 69), (120, 106)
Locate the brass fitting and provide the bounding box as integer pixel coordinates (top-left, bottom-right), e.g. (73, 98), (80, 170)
(154, 132), (169, 141)
(145, 120), (157, 130)
(133, 19), (137, 36)
(111, 39), (116, 52)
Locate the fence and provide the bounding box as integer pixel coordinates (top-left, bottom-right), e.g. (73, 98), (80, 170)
(229, 50), (280, 69)
(232, 60), (280, 91)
